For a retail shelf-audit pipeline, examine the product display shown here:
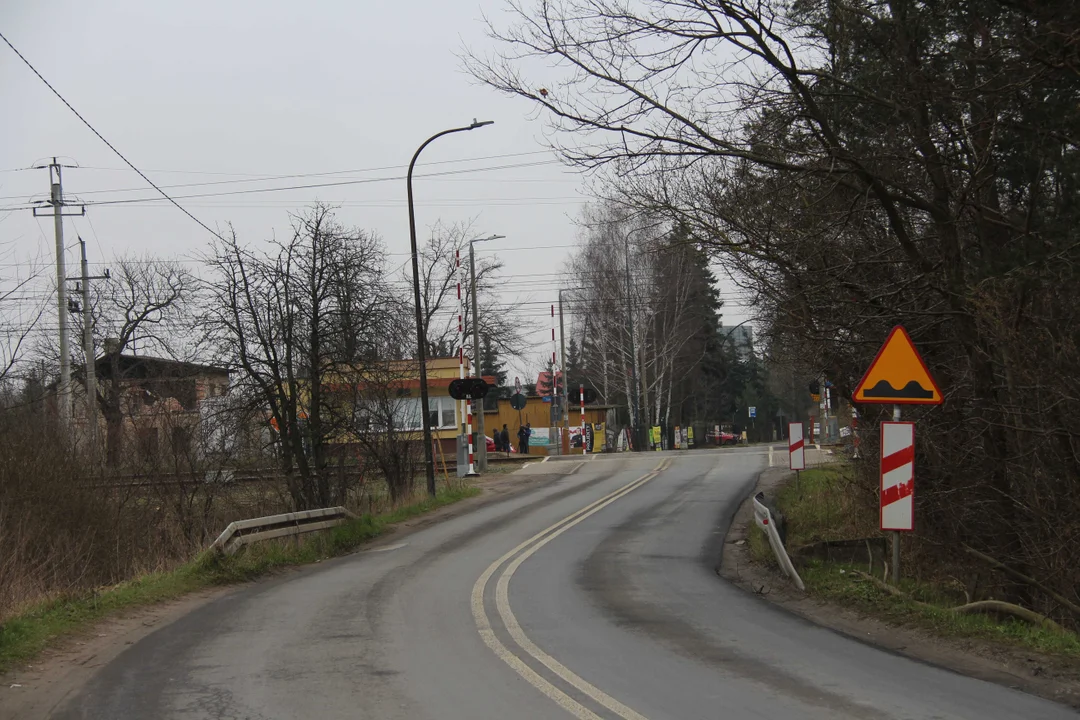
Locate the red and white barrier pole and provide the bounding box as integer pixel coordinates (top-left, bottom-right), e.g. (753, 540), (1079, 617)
(579, 384), (586, 454)
(551, 303), (558, 453)
(467, 399), (475, 475)
(456, 248), (465, 435)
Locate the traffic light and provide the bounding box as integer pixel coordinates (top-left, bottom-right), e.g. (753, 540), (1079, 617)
(808, 380), (820, 395)
(448, 377), (490, 400)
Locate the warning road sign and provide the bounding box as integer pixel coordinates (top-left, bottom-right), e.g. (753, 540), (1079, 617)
(853, 325), (942, 405)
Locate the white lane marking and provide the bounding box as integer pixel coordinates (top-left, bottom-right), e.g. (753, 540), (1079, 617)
(472, 459), (670, 720)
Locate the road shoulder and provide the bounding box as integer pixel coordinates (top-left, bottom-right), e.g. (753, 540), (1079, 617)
(718, 466), (1080, 710)
(0, 469), (570, 719)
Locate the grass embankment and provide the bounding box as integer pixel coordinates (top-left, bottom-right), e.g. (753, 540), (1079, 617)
(749, 467), (1080, 658)
(0, 483), (479, 674)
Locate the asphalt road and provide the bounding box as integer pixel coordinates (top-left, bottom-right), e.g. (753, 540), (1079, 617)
(56, 449), (1077, 719)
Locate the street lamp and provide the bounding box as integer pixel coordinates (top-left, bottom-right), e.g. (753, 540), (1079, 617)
(469, 233), (504, 472)
(408, 120), (494, 497)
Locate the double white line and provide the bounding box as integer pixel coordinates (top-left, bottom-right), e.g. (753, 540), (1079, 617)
(471, 460), (671, 720)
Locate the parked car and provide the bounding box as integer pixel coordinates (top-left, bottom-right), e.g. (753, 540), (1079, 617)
(486, 436), (516, 453)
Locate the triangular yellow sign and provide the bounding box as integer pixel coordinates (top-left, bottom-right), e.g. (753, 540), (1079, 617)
(853, 326), (942, 405)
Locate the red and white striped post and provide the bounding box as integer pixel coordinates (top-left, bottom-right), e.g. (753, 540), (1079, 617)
(456, 249), (476, 475)
(881, 408), (914, 582)
(579, 384), (586, 454)
(788, 421), (805, 487)
(551, 303), (559, 454)
(466, 396), (475, 475)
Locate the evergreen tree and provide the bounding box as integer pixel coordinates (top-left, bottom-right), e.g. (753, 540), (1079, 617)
(479, 333), (507, 388)
(564, 337), (586, 395)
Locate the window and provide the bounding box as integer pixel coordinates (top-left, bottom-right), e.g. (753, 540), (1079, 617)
(441, 399), (456, 429)
(426, 396), (457, 430)
(389, 396), (457, 431)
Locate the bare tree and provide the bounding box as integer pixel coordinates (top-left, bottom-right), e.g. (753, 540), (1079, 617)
(410, 218), (525, 363)
(86, 257), (194, 466)
(469, 1), (1080, 619)
(565, 203), (718, 439)
(0, 240), (47, 385)
(327, 360), (426, 503)
(202, 203), (399, 510)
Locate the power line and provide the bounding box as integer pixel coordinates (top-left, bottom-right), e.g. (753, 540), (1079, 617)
(0, 161), (573, 212)
(19, 149), (572, 197)
(0, 30), (226, 242)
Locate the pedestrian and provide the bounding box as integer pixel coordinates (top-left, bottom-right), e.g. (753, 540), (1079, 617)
(518, 424), (529, 455)
(500, 424), (510, 454)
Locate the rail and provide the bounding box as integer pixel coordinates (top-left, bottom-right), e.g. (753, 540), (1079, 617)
(210, 506), (357, 556)
(752, 492), (805, 591)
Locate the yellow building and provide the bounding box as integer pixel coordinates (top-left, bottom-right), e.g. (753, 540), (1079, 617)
(484, 395), (611, 456)
(324, 356), (495, 456)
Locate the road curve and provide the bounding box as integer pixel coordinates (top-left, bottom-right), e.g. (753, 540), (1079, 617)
(56, 449), (1076, 719)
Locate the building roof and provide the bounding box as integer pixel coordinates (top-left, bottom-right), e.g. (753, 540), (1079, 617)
(94, 354), (230, 381)
(535, 370), (563, 395)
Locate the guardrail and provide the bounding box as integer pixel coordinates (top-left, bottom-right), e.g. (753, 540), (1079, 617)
(767, 444), (842, 468)
(210, 506), (357, 555)
(752, 492), (805, 591)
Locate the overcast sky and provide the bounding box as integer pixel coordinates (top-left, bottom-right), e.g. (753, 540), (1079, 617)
(1, 0), (750, 382)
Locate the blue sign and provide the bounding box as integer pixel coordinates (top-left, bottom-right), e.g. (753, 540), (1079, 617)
(749, 406), (757, 418)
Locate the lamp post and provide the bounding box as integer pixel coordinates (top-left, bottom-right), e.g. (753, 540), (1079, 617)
(469, 233), (504, 472)
(408, 120), (494, 496)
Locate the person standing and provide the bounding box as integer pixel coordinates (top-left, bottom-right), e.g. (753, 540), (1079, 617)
(518, 424), (529, 455)
(500, 424), (510, 454)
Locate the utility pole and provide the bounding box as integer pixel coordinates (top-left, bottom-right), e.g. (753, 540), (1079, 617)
(32, 158), (84, 432)
(468, 234), (503, 471)
(624, 234), (641, 450)
(559, 289), (570, 453)
(76, 237), (109, 459)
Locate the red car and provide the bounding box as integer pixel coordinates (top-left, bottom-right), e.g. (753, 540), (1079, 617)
(486, 436), (516, 453)
(709, 431), (740, 446)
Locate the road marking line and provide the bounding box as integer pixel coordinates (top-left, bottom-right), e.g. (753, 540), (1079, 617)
(472, 459), (670, 720)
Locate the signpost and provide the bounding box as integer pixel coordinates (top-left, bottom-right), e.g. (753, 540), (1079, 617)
(853, 325), (942, 584)
(510, 392), (527, 433)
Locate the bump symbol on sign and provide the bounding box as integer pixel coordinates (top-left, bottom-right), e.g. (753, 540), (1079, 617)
(853, 325), (943, 405)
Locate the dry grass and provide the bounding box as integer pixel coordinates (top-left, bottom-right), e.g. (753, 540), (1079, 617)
(751, 467), (1080, 658)
(0, 481), (479, 673)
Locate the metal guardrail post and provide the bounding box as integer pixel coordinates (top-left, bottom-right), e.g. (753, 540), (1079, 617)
(752, 492), (806, 591)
